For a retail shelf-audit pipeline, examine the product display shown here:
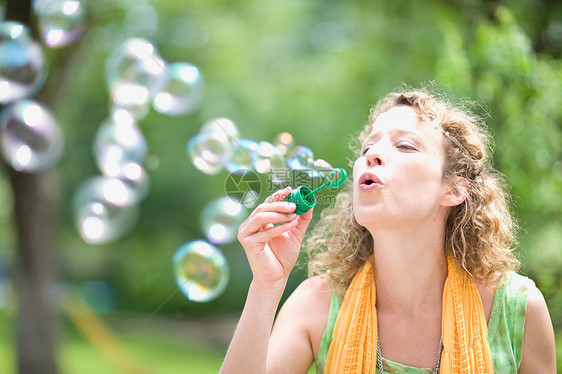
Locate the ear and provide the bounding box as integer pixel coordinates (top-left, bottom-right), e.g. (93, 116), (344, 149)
(441, 177), (469, 207)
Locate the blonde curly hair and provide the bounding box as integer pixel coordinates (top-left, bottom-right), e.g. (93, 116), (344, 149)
(306, 88), (520, 295)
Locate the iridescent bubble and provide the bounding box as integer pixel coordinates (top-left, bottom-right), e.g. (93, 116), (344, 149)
(287, 145), (313, 171)
(307, 158), (333, 178)
(93, 119), (147, 178)
(201, 196), (247, 245)
(273, 132), (294, 156)
(153, 62), (204, 115)
(200, 117), (239, 140)
(105, 38), (167, 116)
(0, 22), (46, 104)
(0, 100), (64, 173)
(116, 161), (149, 203)
(173, 240), (229, 303)
(73, 176), (139, 244)
(253, 141), (286, 183)
(225, 139), (258, 175)
(187, 130), (232, 175)
(37, 0), (87, 48)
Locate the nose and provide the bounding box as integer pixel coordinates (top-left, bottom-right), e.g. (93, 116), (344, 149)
(365, 146), (384, 167)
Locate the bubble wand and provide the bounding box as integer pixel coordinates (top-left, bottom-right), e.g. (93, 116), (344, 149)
(285, 168), (347, 215)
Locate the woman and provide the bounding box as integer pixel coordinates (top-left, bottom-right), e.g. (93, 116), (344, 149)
(220, 89), (556, 373)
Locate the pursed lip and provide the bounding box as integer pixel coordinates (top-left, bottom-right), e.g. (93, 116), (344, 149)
(358, 172), (383, 190)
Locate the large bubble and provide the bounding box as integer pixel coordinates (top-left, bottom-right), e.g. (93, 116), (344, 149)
(201, 196), (247, 245)
(307, 158), (333, 178)
(287, 146), (314, 171)
(225, 138), (258, 174)
(36, 0), (87, 48)
(73, 176), (139, 244)
(93, 119), (147, 177)
(187, 130), (232, 175)
(153, 62), (204, 115)
(200, 117), (239, 140)
(253, 142), (285, 183)
(0, 22), (46, 104)
(173, 240), (229, 303)
(0, 100), (64, 173)
(105, 38), (167, 116)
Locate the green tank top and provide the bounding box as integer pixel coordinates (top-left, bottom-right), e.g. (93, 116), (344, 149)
(315, 271), (535, 373)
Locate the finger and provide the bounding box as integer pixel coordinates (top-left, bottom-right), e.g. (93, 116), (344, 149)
(246, 200), (297, 222)
(263, 187), (292, 204)
(246, 219), (299, 245)
(239, 211), (297, 237)
(292, 207), (315, 240)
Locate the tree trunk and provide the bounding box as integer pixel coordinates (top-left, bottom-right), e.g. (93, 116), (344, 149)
(9, 168), (59, 374)
(5, 0), (60, 373)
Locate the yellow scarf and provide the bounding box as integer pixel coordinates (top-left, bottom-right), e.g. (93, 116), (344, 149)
(325, 254), (494, 373)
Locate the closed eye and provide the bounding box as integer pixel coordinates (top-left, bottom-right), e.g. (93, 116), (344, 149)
(397, 143), (416, 151)
(361, 146), (371, 156)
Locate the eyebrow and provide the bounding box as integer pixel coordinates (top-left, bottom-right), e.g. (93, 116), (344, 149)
(362, 129), (424, 144)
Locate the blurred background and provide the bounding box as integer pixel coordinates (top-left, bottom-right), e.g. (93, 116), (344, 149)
(0, 0), (560, 373)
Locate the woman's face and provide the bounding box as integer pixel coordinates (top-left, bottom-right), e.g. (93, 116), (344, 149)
(353, 106), (450, 230)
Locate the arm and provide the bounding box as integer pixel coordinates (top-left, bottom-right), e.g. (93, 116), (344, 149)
(518, 286), (557, 374)
(220, 188), (314, 374)
(267, 276), (332, 373)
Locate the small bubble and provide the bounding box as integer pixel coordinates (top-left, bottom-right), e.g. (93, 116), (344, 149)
(173, 240), (229, 303)
(0, 100), (64, 173)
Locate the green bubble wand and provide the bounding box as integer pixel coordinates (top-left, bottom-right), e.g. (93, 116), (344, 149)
(284, 168), (347, 215)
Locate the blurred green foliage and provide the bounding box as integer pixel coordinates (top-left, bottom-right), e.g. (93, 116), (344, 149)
(0, 0), (560, 327)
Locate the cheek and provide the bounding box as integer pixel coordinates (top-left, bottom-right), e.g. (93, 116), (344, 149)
(400, 161), (445, 198)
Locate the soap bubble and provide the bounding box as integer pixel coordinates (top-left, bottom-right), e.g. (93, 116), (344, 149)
(37, 0), (87, 48)
(273, 132), (294, 156)
(105, 38), (167, 115)
(93, 119), (147, 178)
(114, 161), (149, 203)
(0, 100), (64, 173)
(287, 146), (313, 171)
(173, 240), (229, 303)
(0, 22), (46, 104)
(225, 138), (258, 174)
(93, 118), (149, 202)
(153, 62), (204, 115)
(307, 158), (333, 178)
(187, 130), (233, 175)
(200, 117), (239, 141)
(253, 141), (285, 176)
(73, 176), (139, 244)
(201, 196), (247, 245)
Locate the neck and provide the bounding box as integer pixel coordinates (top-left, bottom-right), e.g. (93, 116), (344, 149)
(369, 223), (448, 319)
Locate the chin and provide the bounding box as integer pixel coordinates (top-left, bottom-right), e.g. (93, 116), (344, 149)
(353, 209), (379, 229)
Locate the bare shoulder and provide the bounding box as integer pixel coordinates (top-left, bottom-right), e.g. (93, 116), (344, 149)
(271, 275), (333, 357)
(281, 275), (333, 332)
(518, 285), (556, 373)
(267, 275), (334, 373)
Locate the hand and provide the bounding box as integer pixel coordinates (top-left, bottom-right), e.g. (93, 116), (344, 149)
(237, 187), (314, 285)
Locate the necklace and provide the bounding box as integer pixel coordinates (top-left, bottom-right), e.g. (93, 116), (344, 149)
(376, 332), (443, 374)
